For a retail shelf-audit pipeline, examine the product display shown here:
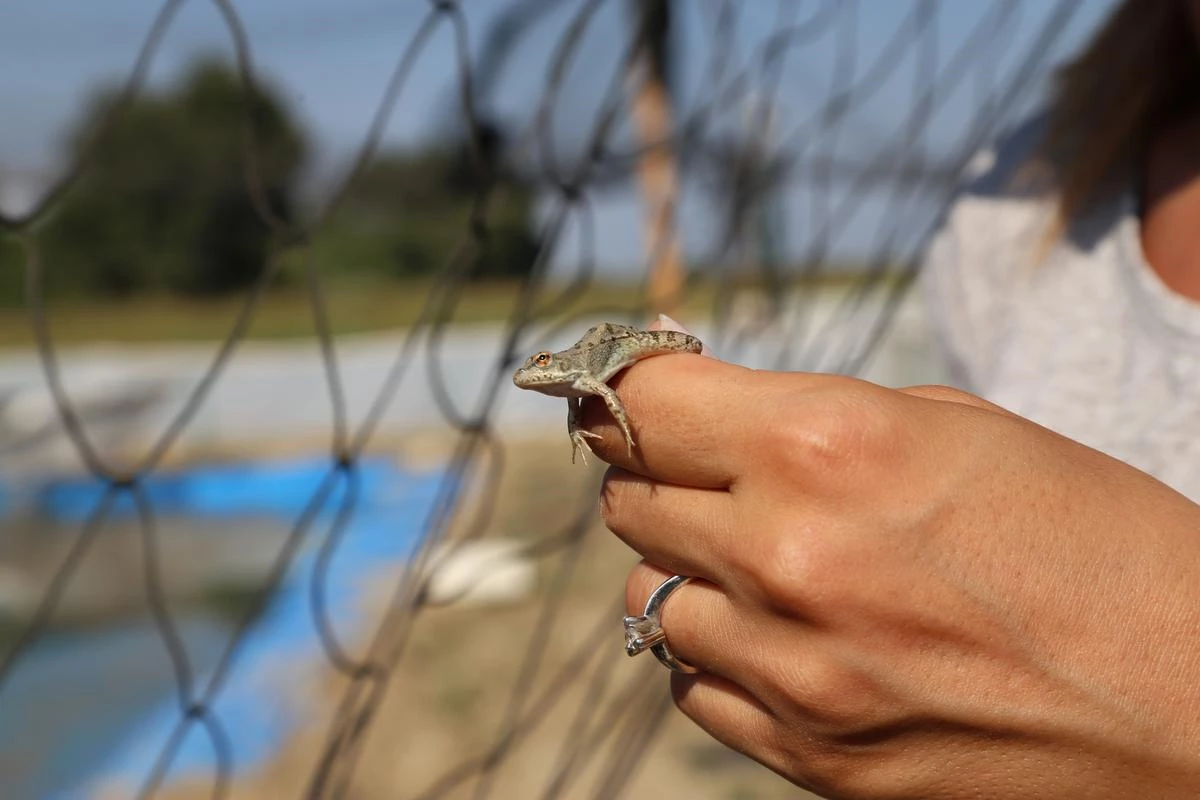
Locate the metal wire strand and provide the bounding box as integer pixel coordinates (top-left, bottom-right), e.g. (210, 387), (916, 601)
(0, 3), (1087, 799)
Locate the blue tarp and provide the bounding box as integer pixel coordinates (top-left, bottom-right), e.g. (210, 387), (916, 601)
(34, 455), (411, 521)
(1, 455), (448, 799)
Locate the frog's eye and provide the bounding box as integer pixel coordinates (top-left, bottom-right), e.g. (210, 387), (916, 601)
(533, 351), (552, 367)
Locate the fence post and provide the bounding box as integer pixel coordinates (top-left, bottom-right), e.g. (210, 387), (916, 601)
(628, 0), (684, 318)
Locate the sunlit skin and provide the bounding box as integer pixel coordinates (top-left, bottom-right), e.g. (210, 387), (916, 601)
(589, 324), (1200, 798)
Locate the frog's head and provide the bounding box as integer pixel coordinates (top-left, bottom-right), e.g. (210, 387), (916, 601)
(512, 350), (570, 389)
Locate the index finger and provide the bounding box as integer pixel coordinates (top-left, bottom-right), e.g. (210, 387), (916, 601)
(579, 349), (761, 487)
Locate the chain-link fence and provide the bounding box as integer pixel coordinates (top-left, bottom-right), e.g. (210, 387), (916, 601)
(0, 2), (1100, 798)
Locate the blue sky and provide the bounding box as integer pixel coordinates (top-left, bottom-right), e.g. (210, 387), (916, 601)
(0, 1), (1116, 272)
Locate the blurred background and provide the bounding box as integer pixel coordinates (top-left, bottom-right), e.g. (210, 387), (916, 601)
(0, 2), (1115, 798)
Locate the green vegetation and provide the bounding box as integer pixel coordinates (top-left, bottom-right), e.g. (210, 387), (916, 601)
(18, 61), (306, 301)
(0, 271), (900, 347)
(0, 280), (655, 346)
(0, 58), (905, 347)
(0, 59), (541, 309)
(311, 143), (540, 282)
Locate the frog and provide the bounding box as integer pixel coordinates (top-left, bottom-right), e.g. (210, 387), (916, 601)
(512, 322), (704, 464)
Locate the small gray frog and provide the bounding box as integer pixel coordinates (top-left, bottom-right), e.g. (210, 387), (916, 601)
(512, 322), (703, 464)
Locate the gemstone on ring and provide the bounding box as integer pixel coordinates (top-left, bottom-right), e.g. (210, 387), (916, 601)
(621, 574), (699, 673)
(623, 613), (667, 656)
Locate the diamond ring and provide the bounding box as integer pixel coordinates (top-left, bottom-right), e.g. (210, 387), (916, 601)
(622, 574), (699, 674)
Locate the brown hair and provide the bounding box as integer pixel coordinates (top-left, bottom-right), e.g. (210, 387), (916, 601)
(1036, 0), (1200, 255)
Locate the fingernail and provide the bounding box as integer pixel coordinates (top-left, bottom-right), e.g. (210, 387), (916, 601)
(656, 313), (693, 334)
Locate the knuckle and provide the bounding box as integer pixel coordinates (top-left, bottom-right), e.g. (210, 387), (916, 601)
(779, 676), (910, 799)
(748, 525), (854, 618)
(901, 383), (991, 412)
(900, 382), (974, 402)
(788, 677), (926, 799)
(902, 382), (1016, 418)
(792, 659), (879, 734)
(766, 383), (901, 489)
(735, 714), (884, 800)
(749, 529), (820, 612)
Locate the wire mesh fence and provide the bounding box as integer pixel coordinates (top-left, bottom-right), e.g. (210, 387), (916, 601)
(0, 1), (1100, 798)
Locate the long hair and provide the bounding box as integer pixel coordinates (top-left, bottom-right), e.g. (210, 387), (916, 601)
(1036, 0), (1200, 256)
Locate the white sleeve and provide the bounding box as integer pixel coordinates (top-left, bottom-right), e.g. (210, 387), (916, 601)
(918, 116), (1054, 392)
(919, 200), (980, 390)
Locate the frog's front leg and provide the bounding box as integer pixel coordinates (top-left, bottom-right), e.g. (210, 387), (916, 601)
(567, 396), (603, 464)
(575, 376), (636, 457)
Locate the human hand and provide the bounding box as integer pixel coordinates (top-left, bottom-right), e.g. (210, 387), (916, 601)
(590, 320), (1200, 799)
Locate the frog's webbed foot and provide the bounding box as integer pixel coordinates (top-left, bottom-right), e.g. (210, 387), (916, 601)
(568, 397), (603, 465)
(570, 427), (603, 465)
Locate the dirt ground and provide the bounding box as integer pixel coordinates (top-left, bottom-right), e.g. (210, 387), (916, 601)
(154, 434), (816, 800)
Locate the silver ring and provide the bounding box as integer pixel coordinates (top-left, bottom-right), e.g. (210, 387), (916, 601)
(622, 574), (699, 674)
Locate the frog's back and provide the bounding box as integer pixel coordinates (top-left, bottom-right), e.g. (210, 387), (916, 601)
(589, 326), (703, 382)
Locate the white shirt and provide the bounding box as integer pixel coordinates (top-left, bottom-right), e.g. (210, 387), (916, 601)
(921, 117), (1200, 502)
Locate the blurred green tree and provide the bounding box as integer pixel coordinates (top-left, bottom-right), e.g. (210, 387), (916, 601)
(0, 232), (20, 307)
(36, 59), (306, 298)
(314, 124), (541, 282)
